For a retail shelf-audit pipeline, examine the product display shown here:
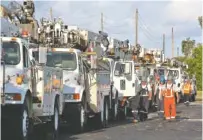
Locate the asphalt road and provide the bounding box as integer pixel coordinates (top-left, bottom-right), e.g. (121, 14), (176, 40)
(60, 102), (202, 140)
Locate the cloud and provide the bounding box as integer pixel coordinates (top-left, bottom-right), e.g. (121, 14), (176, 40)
(1, 0), (201, 57)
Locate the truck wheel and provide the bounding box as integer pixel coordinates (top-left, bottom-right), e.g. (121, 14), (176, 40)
(119, 105), (127, 120)
(72, 97), (87, 133)
(94, 98), (109, 129)
(50, 100), (59, 140)
(103, 98), (109, 127)
(112, 98), (118, 121)
(73, 104), (86, 133)
(15, 101), (31, 140)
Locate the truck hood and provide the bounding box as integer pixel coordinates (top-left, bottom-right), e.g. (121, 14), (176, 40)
(62, 71), (83, 94)
(0, 65), (26, 94)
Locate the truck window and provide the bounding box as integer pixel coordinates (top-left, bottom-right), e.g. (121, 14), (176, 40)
(168, 70), (179, 79)
(2, 41), (21, 65)
(78, 56), (83, 73)
(114, 62), (125, 76)
(23, 45), (29, 67)
(32, 51), (39, 62)
(158, 69), (164, 76)
(46, 52), (77, 70)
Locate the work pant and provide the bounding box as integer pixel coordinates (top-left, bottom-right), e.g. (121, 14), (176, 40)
(139, 95), (149, 113)
(184, 94), (190, 103)
(164, 97), (176, 120)
(130, 94), (140, 118)
(158, 99), (164, 112)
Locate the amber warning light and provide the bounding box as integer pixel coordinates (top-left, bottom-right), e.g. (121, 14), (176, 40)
(22, 31), (29, 38)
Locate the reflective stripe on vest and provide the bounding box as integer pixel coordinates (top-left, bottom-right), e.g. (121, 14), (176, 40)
(165, 88), (174, 98)
(184, 84), (190, 93)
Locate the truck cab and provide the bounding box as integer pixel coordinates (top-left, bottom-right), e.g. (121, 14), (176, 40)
(113, 60), (140, 118)
(1, 36), (63, 140)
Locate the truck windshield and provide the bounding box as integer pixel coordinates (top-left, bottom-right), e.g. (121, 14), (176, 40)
(168, 70), (179, 79)
(46, 52), (77, 70)
(1, 41), (21, 65)
(158, 69), (165, 76)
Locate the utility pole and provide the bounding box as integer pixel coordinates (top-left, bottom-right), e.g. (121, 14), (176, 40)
(135, 9), (138, 46)
(101, 12), (104, 31)
(163, 33), (165, 62)
(50, 7), (53, 21)
(172, 27), (174, 58)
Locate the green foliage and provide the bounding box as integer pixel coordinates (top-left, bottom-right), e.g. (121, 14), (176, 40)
(198, 16), (202, 28)
(181, 38), (196, 57)
(176, 43), (202, 90)
(175, 56), (187, 62)
(185, 45), (202, 90)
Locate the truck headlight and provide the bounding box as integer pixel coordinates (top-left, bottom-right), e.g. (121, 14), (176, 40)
(64, 93), (80, 100)
(5, 93), (21, 101)
(64, 94), (74, 100)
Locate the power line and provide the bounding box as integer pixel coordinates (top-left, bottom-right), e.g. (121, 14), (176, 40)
(138, 25), (161, 44)
(138, 12), (162, 43)
(138, 13), (156, 35)
(138, 19), (157, 40)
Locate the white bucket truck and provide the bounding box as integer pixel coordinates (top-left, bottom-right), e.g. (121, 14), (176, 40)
(0, 3), (64, 140)
(112, 40), (141, 119)
(37, 20), (119, 133)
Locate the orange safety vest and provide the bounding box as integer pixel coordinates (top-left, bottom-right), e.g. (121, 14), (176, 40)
(183, 84), (191, 94)
(163, 85), (174, 98)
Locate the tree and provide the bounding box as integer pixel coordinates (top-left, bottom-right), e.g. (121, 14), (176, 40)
(198, 16), (202, 28)
(185, 44), (202, 90)
(181, 38), (195, 57)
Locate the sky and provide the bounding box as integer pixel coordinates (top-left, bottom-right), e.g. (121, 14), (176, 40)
(1, 0), (202, 58)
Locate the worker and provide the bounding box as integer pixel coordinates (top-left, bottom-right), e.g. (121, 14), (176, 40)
(182, 78), (192, 105)
(148, 75), (155, 111)
(154, 76), (160, 108)
(157, 75), (166, 118)
(138, 76), (152, 121)
(163, 76), (179, 120)
(191, 78), (197, 102)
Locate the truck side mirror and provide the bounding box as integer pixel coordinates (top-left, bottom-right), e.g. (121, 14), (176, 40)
(114, 70), (120, 76)
(124, 63), (131, 74)
(39, 47), (47, 64)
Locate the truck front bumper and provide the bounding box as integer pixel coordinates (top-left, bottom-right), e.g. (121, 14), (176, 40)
(61, 102), (81, 122)
(1, 104), (23, 119)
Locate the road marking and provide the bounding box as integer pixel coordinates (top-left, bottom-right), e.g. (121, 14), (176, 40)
(189, 102), (202, 105)
(183, 119), (202, 122)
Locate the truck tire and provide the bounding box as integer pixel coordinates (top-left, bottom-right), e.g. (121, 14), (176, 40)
(94, 98), (109, 129)
(72, 98), (87, 133)
(103, 98), (109, 127)
(119, 104), (127, 120)
(112, 97), (118, 121)
(15, 100), (31, 140)
(50, 100), (59, 140)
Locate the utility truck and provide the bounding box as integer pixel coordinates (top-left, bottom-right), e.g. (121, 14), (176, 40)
(112, 41), (142, 119)
(1, 1), (64, 140)
(36, 18), (119, 132)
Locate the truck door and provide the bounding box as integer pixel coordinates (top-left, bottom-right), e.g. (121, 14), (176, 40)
(113, 61), (136, 97)
(78, 56), (85, 86)
(123, 62), (136, 97)
(113, 62), (125, 97)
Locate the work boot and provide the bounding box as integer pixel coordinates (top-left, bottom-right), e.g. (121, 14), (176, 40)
(132, 119), (139, 123)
